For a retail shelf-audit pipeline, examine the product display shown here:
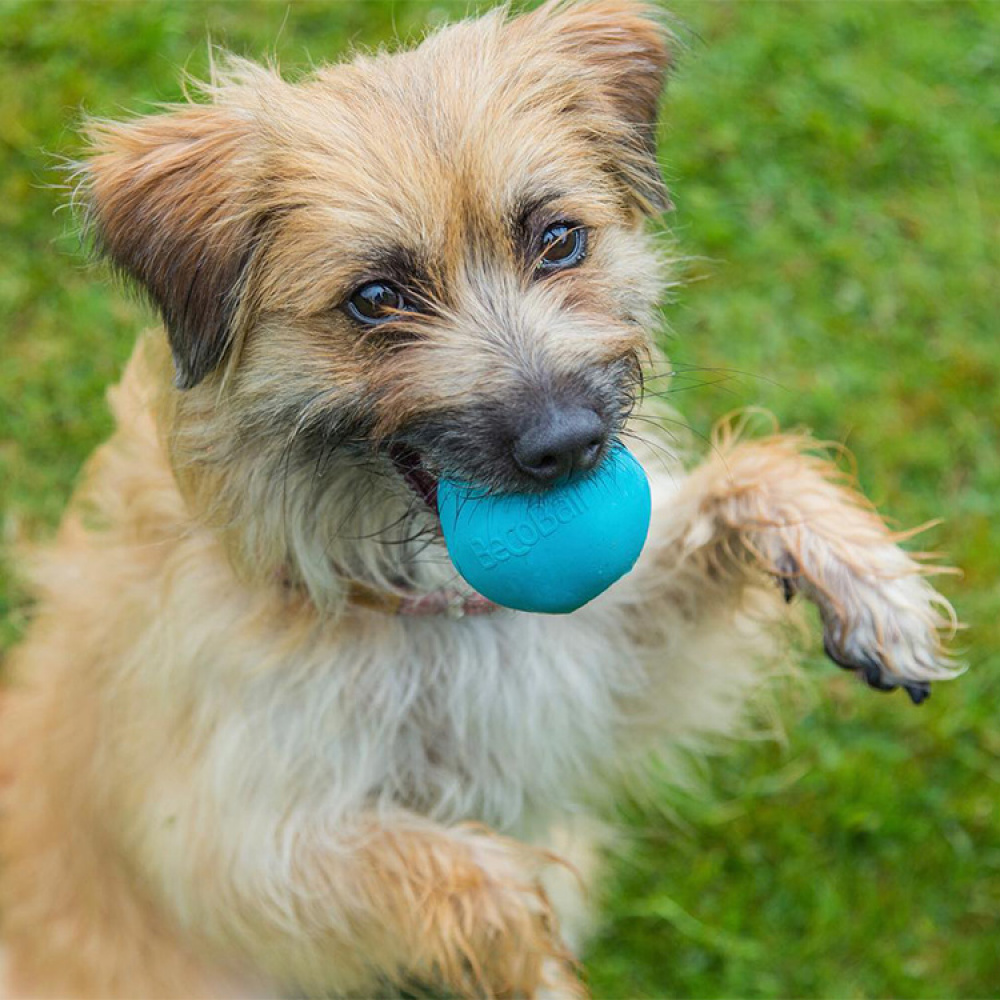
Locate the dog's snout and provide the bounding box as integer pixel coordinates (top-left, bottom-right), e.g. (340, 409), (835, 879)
(512, 405), (607, 484)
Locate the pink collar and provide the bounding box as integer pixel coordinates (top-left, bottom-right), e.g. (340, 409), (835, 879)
(276, 567), (500, 619)
(347, 581), (501, 619)
(276, 562), (500, 618)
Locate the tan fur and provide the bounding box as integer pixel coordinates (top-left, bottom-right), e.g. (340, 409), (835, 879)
(2, 2), (958, 997)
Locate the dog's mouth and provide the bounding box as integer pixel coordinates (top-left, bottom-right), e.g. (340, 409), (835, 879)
(389, 444), (440, 515)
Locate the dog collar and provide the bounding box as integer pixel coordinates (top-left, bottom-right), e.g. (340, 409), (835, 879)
(346, 581), (501, 619)
(277, 565), (500, 618)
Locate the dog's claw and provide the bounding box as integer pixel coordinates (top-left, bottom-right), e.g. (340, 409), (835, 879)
(904, 681), (932, 705)
(775, 555), (799, 604)
(822, 637), (931, 704)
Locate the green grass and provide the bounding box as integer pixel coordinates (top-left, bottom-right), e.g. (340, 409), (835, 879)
(2, 2), (999, 996)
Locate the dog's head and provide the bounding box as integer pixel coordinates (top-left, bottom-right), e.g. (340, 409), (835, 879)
(81, 0), (673, 597)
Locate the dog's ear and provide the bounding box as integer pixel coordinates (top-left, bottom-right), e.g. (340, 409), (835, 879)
(522, 0), (673, 215)
(82, 104), (258, 389)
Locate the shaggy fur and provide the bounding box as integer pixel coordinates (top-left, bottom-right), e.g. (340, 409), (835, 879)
(0, 2), (958, 997)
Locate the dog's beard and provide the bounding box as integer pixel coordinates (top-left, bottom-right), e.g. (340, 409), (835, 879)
(269, 430), (459, 603)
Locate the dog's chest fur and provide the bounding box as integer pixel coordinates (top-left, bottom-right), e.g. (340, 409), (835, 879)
(188, 600), (644, 835)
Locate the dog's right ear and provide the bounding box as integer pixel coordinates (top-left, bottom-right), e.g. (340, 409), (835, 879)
(82, 105), (258, 389)
(516, 0), (673, 216)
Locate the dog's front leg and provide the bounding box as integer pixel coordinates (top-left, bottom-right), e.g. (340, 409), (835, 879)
(154, 810), (581, 999)
(636, 429), (958, 701)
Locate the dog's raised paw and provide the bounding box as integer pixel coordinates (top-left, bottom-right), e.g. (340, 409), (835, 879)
(804, 561), (958, 706)
(763, 531), (959, 705)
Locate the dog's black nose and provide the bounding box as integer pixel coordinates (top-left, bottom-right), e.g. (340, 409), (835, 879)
(513, 405), (606, 484)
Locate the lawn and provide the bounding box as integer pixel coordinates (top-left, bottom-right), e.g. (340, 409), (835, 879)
(2, 1), (999, 997)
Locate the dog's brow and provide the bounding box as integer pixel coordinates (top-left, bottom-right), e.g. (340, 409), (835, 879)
(511, 190), (567, 234)
(361, 245), (434, 297)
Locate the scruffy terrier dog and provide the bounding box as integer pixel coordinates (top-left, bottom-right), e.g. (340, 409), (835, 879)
(1, 2), (958, 997)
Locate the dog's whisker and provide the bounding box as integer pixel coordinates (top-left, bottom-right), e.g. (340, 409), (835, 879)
(642, 360), (789, 392)
(641, 375), (745, 400)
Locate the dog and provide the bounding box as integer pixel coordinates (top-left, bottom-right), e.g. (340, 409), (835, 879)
(0, 1), (959, 996)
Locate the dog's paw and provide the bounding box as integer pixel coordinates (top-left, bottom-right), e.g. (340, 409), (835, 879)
(684, 430), (962, 704)
(777, 548), (959, 705)
(429, 828), (582, 999)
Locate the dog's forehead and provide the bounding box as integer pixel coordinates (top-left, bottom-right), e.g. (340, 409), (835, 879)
(261, 24), (623, 293)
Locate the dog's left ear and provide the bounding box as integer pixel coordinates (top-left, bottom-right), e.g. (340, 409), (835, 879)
(521, 0), (673, 215)
(81, 104), (261, 389)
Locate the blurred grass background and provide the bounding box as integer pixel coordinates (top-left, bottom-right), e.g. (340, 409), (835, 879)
(1, 1), (998, 996)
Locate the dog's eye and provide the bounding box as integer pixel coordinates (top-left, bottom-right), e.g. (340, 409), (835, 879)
(346, 281), (407, 325)
(537, 223), (587, 273)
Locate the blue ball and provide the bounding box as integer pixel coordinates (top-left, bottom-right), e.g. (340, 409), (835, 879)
(437, 445), (651, 614)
